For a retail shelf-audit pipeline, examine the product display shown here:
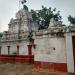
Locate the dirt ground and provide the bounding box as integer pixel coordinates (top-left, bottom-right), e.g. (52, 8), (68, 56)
(0, 63), (74, 75)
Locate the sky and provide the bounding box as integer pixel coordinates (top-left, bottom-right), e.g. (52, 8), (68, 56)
(0, 0), (75, 32)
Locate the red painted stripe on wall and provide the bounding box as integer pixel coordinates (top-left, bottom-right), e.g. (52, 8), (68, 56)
(34, 61), (67, 72)
(0, 55), (34, 64)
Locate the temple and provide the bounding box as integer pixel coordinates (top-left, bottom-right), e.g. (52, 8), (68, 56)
(0, 5), (75, 73)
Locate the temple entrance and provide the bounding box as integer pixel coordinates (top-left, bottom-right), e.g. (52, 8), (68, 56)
(72, 36), (75, 71)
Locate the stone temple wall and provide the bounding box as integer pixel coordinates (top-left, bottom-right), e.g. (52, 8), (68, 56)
(1, 41), (28, 55)
(33, 30), (67, 72)
(34, 36), (67, 63)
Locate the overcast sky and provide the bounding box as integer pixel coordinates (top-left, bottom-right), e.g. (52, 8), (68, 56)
(0, 0), (75, 32)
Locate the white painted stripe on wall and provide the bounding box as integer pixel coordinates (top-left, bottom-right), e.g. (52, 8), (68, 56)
(66, 33), (74, 73)
(34, 54), (67, 63)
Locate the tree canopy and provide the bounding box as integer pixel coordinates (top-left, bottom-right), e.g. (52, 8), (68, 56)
(68, 15), (75, 25)
(0, 33), (3, 38)
(31, 6), (62, 30)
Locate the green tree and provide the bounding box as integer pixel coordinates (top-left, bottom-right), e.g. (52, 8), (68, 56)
(31, 6), (62, 30)
(68, 15), (75, 25)
(0, 33), (3, 41)
(0, 33), (3, 37)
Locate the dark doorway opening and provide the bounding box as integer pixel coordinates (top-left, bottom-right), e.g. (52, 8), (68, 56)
(72, 36), (75, 71)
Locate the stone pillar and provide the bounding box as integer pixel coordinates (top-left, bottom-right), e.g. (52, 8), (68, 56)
(0, 46), (1, 55)
(27, 45), (32, 55)
(17, 45), (19, 55)
(7, 46), (10, 55)
(65, 33), (74, 73)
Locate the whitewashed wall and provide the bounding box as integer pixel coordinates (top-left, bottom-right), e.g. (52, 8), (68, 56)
(34, 36), (67, 63)
(10, 43), (17, 54)
(1, 41), (28, 55)
(19, 42), (28, 55)
(1, 43), (8, 54)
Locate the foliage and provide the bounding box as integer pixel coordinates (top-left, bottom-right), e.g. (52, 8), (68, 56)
(23, 5), (28, 11)
(31, 6), (62, 30)
(68, 15), (75, 25)
(0, 33), (3, 37)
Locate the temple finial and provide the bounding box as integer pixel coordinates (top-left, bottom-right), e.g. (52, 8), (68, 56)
(21, 0), (27, 4)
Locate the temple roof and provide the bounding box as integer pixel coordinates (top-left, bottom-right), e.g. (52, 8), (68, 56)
(16, 9), (32, 20)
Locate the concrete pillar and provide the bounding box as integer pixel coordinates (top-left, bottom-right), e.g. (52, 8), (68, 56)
(65, 33), (74, 73)
(27, 45), (32, 55)
(7, 46), (10, 55)
(17, 45), (19, 55)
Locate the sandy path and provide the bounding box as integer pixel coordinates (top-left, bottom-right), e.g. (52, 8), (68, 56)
(0, 63), (74, 75)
